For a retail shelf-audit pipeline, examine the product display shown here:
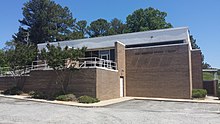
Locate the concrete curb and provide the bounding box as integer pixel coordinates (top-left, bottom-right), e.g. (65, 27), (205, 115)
(132, 97), (220, 104)
(1, 95), (220, 107)
(0, 94), (134, 108)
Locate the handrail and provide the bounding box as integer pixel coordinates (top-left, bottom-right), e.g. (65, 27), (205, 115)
(78, 57), (117, 70)
(0, 57), (117, 76)
(0, 63), (49, 76)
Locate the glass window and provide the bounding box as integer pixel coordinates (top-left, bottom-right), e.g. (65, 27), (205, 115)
(86, 49), (115, 61)
(110, 49), (115, 61)
(85, 51), (91, 57)
(91, 51), (99, 57)
(99, 50), (110, 60)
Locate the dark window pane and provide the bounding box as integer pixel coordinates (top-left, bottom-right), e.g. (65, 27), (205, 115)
(110, 49), (115, 61)
(85, 51), (91, 57)
(100, 50), (109, 54)
(91, 51), (99, 57)
(126, 40), (184, 48)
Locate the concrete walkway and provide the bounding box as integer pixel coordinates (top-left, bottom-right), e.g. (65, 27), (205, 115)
(133, 96), (220, 104)
(0, 94), (133, 107)
(0, 94), (220, 108)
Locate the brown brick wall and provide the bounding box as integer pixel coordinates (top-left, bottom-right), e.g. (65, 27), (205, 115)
(191, 50), (203, 89)
(96, 69), (119, 100)
(0, 68), (119, 100)
(115, 41), (126, 96)
(203, 80), (218, 96)
(23, 69), (97, 98)
(125, 44), (192, 99)
(0, 77), (17, 91)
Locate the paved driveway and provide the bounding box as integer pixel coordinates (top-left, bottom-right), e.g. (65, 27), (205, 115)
(0, 97), (220, 124)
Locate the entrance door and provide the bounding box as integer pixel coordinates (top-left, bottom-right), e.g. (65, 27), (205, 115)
(120, 77), (124, 97)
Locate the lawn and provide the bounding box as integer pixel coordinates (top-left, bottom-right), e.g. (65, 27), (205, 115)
(203, 72), (214, 80)
(203, 72), (220, 81)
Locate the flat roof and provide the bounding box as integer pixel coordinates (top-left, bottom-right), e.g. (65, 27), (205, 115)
(203, 69), (218, 72)
(38, 27), (190, 50)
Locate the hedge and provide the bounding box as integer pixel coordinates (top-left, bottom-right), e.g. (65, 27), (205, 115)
(192, 89), (207, 98)
(78, 95), (100, 103)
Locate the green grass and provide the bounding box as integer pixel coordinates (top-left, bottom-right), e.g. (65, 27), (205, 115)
(203, 72), (214, 80)
(203, 72), (220, 81)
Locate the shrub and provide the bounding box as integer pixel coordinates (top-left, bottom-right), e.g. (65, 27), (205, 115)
(51, 91), (65, 99)
(192, 89), (207, 98)
(29, 91), (47, 99)
(56, 94), (77, 101)
(28, 91), (36, 96)
(2, 87), (23, 95)
(78, 95), (100, 103)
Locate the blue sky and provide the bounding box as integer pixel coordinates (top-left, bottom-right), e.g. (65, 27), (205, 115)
(0, 0), (219, 68)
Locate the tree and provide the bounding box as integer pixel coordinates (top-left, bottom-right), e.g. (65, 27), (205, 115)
(69, 20), (88, 39)
(0, 50), (7, 67)
(40, 44), (86, 93)
(5, 43), (37, 75)
(190, 35), (211, 69)
(87, 18), (110, 37)
(18, 0), (75, 44)
(126, 7), (173, 32)
(202, 62), (211, 69)
(108, 18), (126, 35)
(190, 35), (200, 49)
(12, 27), (29, 44)
(3, 41), (15, 50)
(40, 44), (86, 70)
(0, 41), (37, 89)
(1, 42), (37, 89)
(74, 20), (88, 37)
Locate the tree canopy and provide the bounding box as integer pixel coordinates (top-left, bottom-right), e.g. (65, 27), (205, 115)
(108, 18), (127, 35)
(40, 44), (86, 70)
(3, 42), (37, 75)
(14, 4), (174, 43)
(190, 35), (200, 49)
(2, 1), (211, 68)
(126, 7), (173, 32)
(87, 18), (110, 37)
(190, 35), (211, 69)
(0, 50), (7, 67)
(39, 44), (86, 94)
(16, 0), (77, 44)
(0, 42), (37, 75)
(12, 27), (29, 44)
(74, 20), (88, 38)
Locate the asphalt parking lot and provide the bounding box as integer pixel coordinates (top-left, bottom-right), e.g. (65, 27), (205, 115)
(0, 97), (220, 124)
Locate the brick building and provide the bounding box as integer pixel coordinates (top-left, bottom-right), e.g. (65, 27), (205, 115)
(0, 27), (203, 100)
